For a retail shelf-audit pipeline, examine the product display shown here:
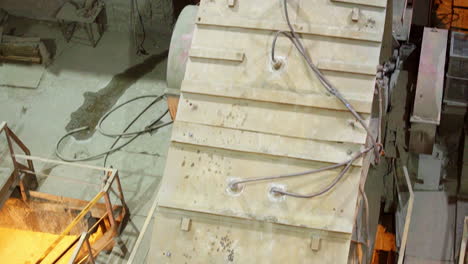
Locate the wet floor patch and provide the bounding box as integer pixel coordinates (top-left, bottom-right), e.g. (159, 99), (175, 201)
(65, 50), (168, 140)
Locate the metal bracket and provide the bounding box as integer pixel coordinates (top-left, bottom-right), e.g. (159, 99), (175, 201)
(181, 217), (192, 231)
(352, 8), (360, 22)
(310, 236), (321, 251)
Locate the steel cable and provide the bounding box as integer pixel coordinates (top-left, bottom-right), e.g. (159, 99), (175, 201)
(229, 0), (383, 198)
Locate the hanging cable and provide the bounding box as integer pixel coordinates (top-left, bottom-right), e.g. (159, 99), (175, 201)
(278, 0), (381, 158)
(229, 0), (384, 198)
(97, 95), (166, 137)
(269, 147), (372, 198)
(229, 154), (357, 190)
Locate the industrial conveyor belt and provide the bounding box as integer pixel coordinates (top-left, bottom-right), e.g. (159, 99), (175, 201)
(149, 0), (387, 262)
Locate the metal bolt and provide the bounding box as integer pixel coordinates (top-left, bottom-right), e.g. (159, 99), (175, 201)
(272, 60), (283, 70)
(227, 179), (245, 196)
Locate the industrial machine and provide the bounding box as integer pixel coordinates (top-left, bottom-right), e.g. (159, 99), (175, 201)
(151, 0), (388, 263)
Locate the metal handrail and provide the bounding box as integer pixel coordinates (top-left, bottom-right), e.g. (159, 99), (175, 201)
(34, 170), (126, 264)
(0, 122), (128, 264)
(68, 232), (95, 264)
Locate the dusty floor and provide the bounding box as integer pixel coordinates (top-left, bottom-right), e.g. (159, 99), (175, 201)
(0, 18), (172, 263)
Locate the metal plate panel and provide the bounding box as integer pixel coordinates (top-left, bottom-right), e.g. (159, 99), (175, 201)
(411, 27), (448, 124)
(158, 143), (363, 233)
(149, 208), (351, 264)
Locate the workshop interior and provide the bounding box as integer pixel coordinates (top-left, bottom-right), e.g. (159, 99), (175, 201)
(0, 0), (468, 263)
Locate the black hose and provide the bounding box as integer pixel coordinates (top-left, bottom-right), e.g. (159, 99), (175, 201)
(56, 94), (172, 164)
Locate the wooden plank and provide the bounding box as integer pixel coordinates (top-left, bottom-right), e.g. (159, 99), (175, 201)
(171, 121), (363, 165)
(181, 80), (374, 113)
(0, 42), (40, 57)
(177, 93), (369, 144)
(2, 35), (41, 43)
(157, 142), (363, 233)
(0, 55), (41, 64)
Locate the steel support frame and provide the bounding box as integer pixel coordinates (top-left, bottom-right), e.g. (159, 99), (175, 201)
(0, 122), (38, 207)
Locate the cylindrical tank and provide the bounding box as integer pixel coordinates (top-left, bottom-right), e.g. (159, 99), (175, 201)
(166, 5), (198, 90)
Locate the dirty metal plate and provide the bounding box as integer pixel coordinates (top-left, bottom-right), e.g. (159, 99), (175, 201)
(406, 191), (455, 261)
(181, 79), (374, 113)
(149, 207), (351, 264)
(177, 93), (369, 144)
(187, 26), (381, 99)
(157, 142), (363, 234)
(197, 0), (386, 42)
(171, 121), (364, 166)
(411, 28), (448, 124)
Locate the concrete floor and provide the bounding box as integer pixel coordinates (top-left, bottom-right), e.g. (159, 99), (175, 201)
(0, 18), (172, 263)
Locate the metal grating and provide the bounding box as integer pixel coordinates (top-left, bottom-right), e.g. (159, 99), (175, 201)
(445, 31), (468, 105)
(448, 31), (468, 77)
